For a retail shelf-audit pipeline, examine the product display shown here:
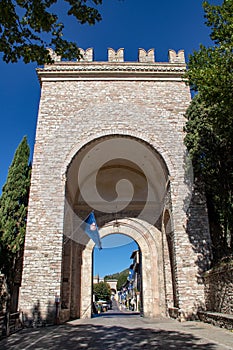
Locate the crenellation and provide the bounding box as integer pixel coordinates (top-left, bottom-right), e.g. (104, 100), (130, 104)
(108, 48), (124, 62)
(47, 48), (61, 62)
(168, 49), (185, 63)
(45, 48), (186, 64)
(78, 48), (93, 62)
(138, 48), (155, 63)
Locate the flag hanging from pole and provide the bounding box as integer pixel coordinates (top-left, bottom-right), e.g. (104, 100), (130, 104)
(81, 212), (102, 249)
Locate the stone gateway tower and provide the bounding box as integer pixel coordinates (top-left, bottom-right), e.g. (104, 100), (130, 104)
(19, 48), (212, 322)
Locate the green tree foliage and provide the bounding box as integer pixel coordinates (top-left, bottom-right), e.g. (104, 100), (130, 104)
(185, 0), (233, 261)
(93, 281), (111, 301)
(116, 269), (129, 290)
(0, 136), (31, 295)
(0, 0), (103, 64)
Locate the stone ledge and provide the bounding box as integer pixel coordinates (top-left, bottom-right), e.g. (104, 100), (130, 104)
(198, 311), (233, 331)
(37, 61), (187, 84)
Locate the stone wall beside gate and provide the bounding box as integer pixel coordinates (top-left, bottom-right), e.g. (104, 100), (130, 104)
(204, 263), (233, 314)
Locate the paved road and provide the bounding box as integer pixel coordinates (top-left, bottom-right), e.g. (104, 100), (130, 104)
(1, 303), (233, 349)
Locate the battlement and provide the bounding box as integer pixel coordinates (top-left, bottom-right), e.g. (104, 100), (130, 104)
(38, 48), (187, 84)
(47, 48), (186, 64)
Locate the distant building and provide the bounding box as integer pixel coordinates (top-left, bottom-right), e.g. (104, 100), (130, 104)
(93, 275), (104, 284)
(119, 250), (142, 312)
(130, 250), (141, 294)
(105, 279), (118, 299)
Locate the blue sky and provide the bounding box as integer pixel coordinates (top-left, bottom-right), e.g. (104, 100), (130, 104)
(0, 0), (222, 276)
(94, 235), (138, 277)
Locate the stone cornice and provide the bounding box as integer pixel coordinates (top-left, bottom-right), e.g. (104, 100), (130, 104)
(37, 61), (187, 83)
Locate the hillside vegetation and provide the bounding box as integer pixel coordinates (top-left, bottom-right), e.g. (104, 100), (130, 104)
(104, 268), (129, 290)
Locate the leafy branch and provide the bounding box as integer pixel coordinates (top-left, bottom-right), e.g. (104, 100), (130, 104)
(0, 0), (103, 64)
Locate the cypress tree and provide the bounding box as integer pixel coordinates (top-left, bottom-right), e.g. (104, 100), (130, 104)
(0, 136), (31, 310)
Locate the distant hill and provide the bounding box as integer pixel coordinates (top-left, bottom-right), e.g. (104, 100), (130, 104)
(104, 268), (129, 290)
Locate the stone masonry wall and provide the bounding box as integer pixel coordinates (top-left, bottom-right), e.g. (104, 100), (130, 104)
(204, 264), (233, 314)
(19, 52), (211, 319)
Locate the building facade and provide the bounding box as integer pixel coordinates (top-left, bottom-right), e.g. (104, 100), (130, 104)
(19, 48), (212, 322)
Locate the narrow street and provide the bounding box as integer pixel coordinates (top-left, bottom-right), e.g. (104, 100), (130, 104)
(98, 298), (140, 317)
(1, 301), (232, 349)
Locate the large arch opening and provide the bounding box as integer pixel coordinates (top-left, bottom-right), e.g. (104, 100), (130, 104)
(60, 135), (176, 321)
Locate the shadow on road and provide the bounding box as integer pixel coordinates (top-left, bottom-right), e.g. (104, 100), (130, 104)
(1, 323), (222, 349)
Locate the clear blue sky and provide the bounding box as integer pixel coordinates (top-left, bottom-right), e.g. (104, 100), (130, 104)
(0, 0), (222, 276)
(94, 234), (138, 277)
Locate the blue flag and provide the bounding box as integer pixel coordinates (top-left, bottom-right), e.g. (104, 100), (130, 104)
(82, 212), (102, 249)
(128, 269), (135, 281)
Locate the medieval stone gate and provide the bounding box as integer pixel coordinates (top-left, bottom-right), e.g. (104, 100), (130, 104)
(19, 48), (212, 322)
